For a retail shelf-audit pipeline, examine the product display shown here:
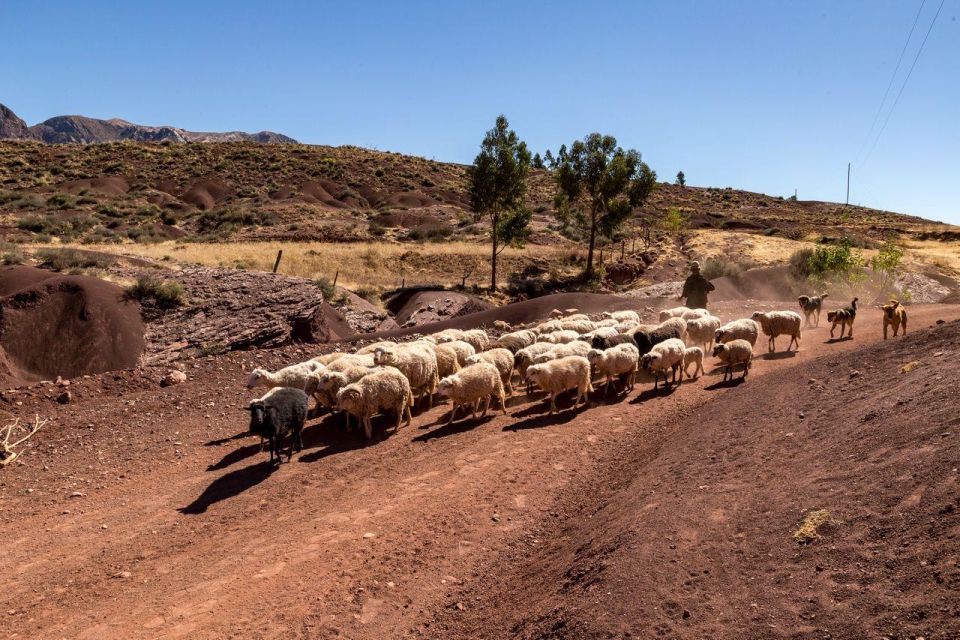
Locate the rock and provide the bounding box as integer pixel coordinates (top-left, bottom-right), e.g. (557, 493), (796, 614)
(68, 491), (85, 498)
(491, 513), (501, 523)
(56, 391), (72, 404)
(114, 571), (132, 579)
(936, 319), (945, 325)
(160, 370), (187, 387)
(362, 531), (376, 539)
(848, 370), (861, 379)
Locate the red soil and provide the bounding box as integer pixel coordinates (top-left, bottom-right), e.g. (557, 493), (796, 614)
(0, 266), (144, 384)
(2, 303), (957, 638)
(60, 176), (131, 196)
(180, 178), (235, 210)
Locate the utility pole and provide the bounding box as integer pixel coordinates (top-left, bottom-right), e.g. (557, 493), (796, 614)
(845, 162), (851, 205)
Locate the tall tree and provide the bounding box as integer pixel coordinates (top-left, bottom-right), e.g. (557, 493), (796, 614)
(553, 133), (657, 277)
(675, 170), (686, 187)
(468, 115), (532, 291)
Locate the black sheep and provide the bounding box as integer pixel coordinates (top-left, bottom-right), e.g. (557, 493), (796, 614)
(247, 387), (308, 464)
(591, 333), (638, 351)
(632, 320), (686, 357)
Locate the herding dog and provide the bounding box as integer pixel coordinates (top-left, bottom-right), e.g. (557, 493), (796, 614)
(827, 297), (858, 339)
(798, 294), (828, 328)
(881, 300), (907, 339)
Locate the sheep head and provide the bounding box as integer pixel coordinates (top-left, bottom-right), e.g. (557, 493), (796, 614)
(246, 369), (268, 389)
(712, 344), (726, 358)
(317, 370), (345, 391)
(373, 347), (397, 366)
(463, 355), (482, 367)
(586, 349), (603, 364)
(436, 376), (459, 398)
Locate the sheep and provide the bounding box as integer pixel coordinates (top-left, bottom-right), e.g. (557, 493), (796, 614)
(440, 339), (476, 366)
(603, 310), (640, 324)
(373, 343), (439, 408)
(682, 346), (704, 379)
(246, 360), (324, 392)
(587, 343), (640, 393)
(592, 318), (620, 329)
(491, 329), (537, 353)
(311, 351), (347, 365)
(827, 297), (859, 339)
(658, 306), (691, 322)
(532, 319), (563, 335)
(616, 321), (641, 334)
(712, 339), (753, 381)
(515, 343), (559, 393)
(247, 387), (308, 464)
(881, 300), (907, 339)
(684, 315), (721, 352)
(336, 368), (413, 439)
(464, 347), (515, 395)
(326, 353), (377, 371)
(798, 294), (828, 328)
(590, 333), (637, 351)
(531, 340), (592, 364)
(356, 341), (398, 355)
(525, 356), (593, 414)
(581, 326), (619, 342)
(433, 343), (462, 379)
(715, 318), (760, 347)
(458, 329), (490, 352)
(559, 319), (595, 335)
(751, 310), (802, 353)
(312, 365), (379, 428)
(640, 338), (686, 390)
(633, 318), (687, 357)
(537, 329), (581, 344)
(427, 328), (465, 344)
(436, 362), (507, 425)
(681, 308), (710, 321)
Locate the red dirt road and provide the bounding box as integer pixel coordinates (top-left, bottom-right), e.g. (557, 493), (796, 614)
(1, 304), (958, 639)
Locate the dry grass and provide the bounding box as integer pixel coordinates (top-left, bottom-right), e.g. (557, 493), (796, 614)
(793, 509), (834, 544)
(901, 239), (960, 273)
(687, 230), (813, 265)
(68, 241), (573, 290)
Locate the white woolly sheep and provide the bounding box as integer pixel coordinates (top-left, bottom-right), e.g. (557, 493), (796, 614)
(559, 319), (595, 334)
(658, 306), (691, 322)
(440, 339), (476, 366)
(313, 365), (377, 427)
(537, 329), (581, 344)
(430, 328), (465, 343)
(604, 310), (641, 324)
(682, 346), (704, 379)
(616, 321), (641, 334)
(532, 340), (592, 364)
(492, 329), (537, 353)
(684, 315), (722, 352)
(750, 310), (802, 353)
(337, 368), (413, 439)
(326, 353), (377, 371)
(433, 343), (462, 380)
(525, 355), (593, 414)
(515, 342), (559, 393)
(715, 318), (760, 347)
(247, 387), (308, 464)
(639, 338), (686, 390)
(464, 347), (515, 395)
(437, 362), (507, 425)
(246, 360), (324, 393)
(680, 308), (710, 321)
(454, 329), (490, 352)
(356, 341), (398, 355)
(712, 339), (753, 381)
(373, 343), (439, 408)
(311, 351), (347, 365)
(532, 319), (563, 335)
(581, 326), (619, 342)
(587, 343), (640, 393)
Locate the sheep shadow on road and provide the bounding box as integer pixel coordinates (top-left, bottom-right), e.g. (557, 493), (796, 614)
(207, 442), (262, 471)
(179, 460), (277, 515)
(204, 431), (250, 447)
(414, 413), (497, 442)
(704, 377), (747, 391)
(504, 407), (582, 432)
(629, 384), (679, 404)
(760, 350), (798, 361)
(825, 336), (854, 344)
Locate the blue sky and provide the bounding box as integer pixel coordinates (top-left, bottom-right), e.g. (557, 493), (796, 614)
(4, 1), (958, 223)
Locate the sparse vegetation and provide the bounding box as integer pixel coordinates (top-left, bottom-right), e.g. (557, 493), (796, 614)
(35, 247), (115, 271)
(700, 257), (751, 280)
(0, 241), (26, 265)
(793, 509), (834, 544)
(125, 274), (187, 308)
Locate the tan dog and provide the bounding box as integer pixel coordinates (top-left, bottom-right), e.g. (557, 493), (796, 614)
(881, 300), (907, 339)
(798, 293), (828, 328)
(827, 297), (858, 339)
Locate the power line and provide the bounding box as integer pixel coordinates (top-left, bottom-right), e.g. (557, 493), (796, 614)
(852, 0), (926, 167)
(859, 0), (945, 169)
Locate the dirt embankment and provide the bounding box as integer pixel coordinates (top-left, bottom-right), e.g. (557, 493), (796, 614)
(0, 266), (144, 385)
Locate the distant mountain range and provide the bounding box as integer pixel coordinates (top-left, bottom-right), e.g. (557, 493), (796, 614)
(0, 103), (296, 144)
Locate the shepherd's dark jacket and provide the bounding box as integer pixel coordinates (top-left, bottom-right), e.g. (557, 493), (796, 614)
(681, 273), (715, 309)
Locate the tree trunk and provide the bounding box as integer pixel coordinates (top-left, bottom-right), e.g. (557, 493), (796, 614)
(585, 207), (599, 277)
(490, 210), (499, 292)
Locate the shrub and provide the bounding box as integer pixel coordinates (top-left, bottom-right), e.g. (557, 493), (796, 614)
(660, 208), (689, 235)
(125, 274), (186, 308)
(17, 213), (97, 238)
(195, 208), (276, 234)
(0, 242), (26, 265)
(314, 276), (336, 301)
(407, 222), (454, 242)
(36, 248), (115, 271)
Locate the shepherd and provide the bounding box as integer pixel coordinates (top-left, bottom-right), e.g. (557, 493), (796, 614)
(680, 261), (715, 310)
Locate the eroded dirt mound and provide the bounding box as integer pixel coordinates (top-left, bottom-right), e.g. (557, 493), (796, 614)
(180, 178), (234, 210)
(440, 319), (960, 639)
(386, 289), (494, 327)
(60, 176), (130, 196)
(0, 266), (144, 383)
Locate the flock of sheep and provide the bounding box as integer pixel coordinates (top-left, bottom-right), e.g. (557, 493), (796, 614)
(243, 304), (808, 463)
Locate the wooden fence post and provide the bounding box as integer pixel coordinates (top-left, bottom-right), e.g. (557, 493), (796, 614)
(272, 249), (283, 273)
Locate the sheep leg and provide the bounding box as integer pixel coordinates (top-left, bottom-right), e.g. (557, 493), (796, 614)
(363, 416), (373, 440)
(549, 393), (558, 415)
(499, 392), (507, 415)
(446, 404), (458, 426)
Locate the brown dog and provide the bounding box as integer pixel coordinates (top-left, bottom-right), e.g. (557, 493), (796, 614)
(798, 294), (828, 328)
(881, 300), (907, 339)
(827, 297), (858, 339)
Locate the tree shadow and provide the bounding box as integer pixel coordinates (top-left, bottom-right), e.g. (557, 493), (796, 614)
(179, 460), (277, 515)
(414, 413), (496, 442)
(207, 442), (261, 471)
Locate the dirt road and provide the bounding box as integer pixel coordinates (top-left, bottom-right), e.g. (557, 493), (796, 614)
(1, 304), (957, 639)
